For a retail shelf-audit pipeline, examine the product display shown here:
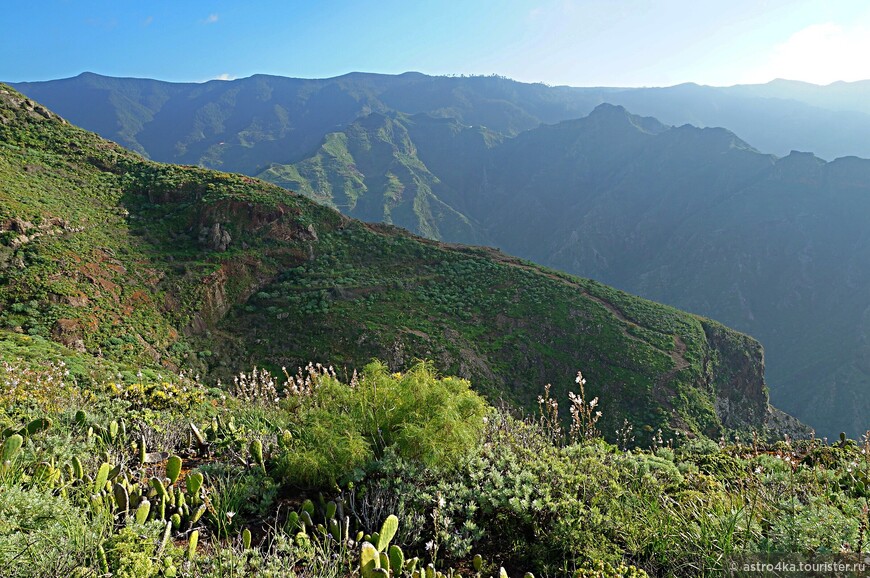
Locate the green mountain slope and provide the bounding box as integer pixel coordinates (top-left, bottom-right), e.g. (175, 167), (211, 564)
(0, 85), (804, 443)
(256, 102), (870, 437)
(258, 112), (497, 243)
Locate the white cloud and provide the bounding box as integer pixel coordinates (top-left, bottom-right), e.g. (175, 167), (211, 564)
(143, 15), (153, 26)
(204, 13), (219, 24)
(214, 73), (234, 81)
(743, 20), (870, 84)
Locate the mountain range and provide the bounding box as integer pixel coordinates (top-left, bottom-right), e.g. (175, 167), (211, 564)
(10, 71), (870, 436)
(0, 83), (810, 447)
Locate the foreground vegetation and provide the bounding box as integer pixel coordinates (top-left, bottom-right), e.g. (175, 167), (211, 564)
(2, 350), (867, 578)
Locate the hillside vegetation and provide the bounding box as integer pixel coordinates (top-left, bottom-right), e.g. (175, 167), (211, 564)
(0, 85), (800, 443)
(16, 73), (870, 436)
(2, 348), (868, 578)
(6, 85), (870, 578)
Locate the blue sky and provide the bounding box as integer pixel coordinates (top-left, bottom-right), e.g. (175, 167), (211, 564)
(4, 0), (870, 86)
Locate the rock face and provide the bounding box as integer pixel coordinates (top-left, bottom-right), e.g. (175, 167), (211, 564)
(199, 223), (231, 252)
(51, 318), (85, 352)
(701, 320), (769, 430)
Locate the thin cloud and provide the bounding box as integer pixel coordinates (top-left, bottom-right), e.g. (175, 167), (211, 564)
(143, 15), (153, 26)
(214, 73), (234, 81)
(203, 13), (219, 24)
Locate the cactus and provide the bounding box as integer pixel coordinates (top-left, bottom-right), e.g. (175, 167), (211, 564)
(286, 511), (300, 532)
(166, 455), (182, 484)
(325, 500), (337, 520)
(139, 435), (147, 466)
(360, 542), (380, 578)
(249, 438), (265, 473)
(33, 461), (56, 483)
(1, 434), (23, 462)
(376, 514), (399, 552)
(187, 530), (199, 560)
(108, 464), (122, 483)
(499, 568), (508, 578)
(186, 471), (203, 496)
(151, 476), (168, 499)
(389, 544), (405, 574)
(300, 510), (314, 528)
(94, 462), (111, 493)
(242, 527), (252, 549)
(71, 455), (84, 479)
(156, 520), (172, 557)
(328, 517), (341, 541)
(189, 503), (207, 525)
(473, 554), (484, 572)
(22, 417), (51, 437)
(135, 498), (151, 524)
(113, 482), (129, 515)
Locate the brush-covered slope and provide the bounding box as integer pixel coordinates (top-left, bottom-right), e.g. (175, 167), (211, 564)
(0, 85), (804, 443)
(258, 112), (499, 243)
(275, 102), (870, 438)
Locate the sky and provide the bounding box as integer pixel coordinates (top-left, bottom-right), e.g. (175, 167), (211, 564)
(3, 0), (870, 87)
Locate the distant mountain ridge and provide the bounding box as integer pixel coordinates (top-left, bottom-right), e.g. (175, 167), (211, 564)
(12, 72), (870, 436)
(13, 71), (870, 166)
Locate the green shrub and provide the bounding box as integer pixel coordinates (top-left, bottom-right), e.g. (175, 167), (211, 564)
(277, 360), (487, 488)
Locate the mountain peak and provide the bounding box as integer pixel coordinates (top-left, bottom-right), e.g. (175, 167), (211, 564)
(586, 103), (668, 135)
(589, 102), (629, 116)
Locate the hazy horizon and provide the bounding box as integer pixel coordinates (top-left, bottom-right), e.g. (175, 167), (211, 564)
(5, 0), (870, 87)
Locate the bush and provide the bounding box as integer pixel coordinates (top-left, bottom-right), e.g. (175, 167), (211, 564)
(276, 360), (487, 488)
